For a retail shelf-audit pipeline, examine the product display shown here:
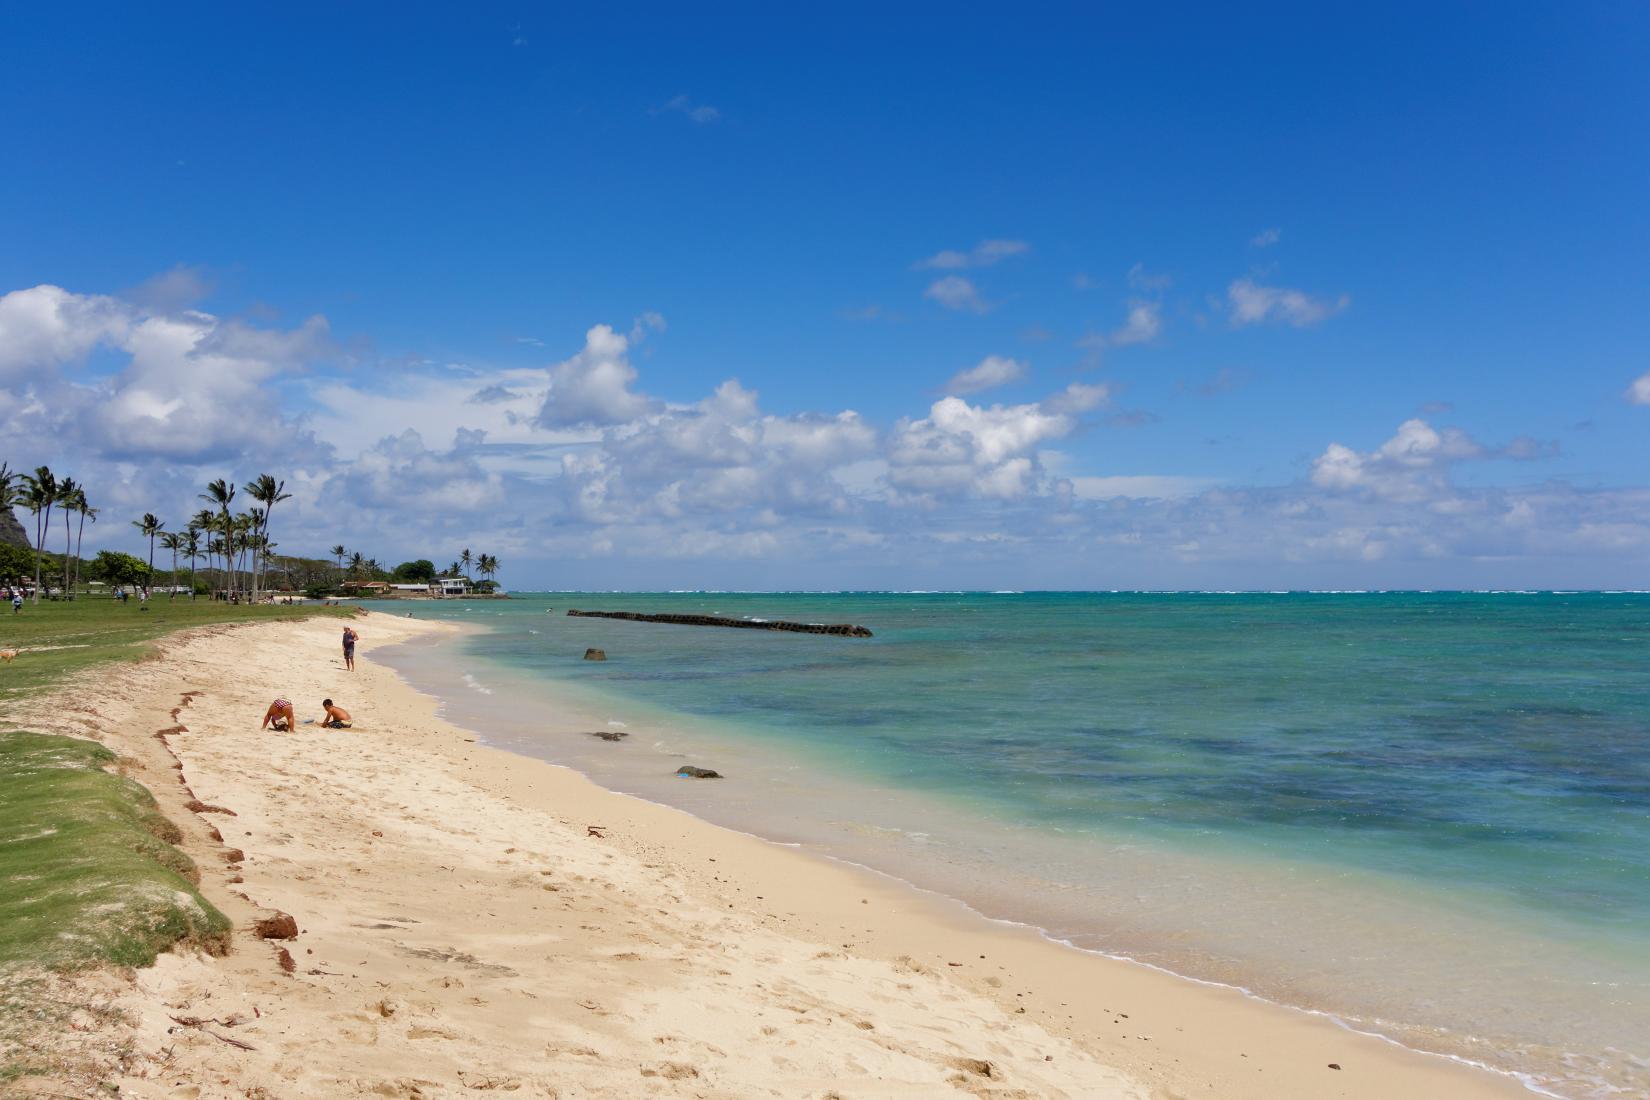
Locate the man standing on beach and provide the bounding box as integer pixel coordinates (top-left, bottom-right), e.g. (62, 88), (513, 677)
(342, 625), (359, 671)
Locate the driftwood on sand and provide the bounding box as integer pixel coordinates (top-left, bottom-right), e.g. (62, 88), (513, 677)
(565, 609), (873, 638)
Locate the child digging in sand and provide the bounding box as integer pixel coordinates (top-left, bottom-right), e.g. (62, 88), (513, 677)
(320, 699), (352, 729)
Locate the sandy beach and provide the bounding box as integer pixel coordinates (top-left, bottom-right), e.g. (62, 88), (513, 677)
(11, 610), (1533, 1099)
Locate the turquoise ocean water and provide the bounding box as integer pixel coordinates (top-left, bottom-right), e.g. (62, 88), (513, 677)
(368, 591), (1650, 1097)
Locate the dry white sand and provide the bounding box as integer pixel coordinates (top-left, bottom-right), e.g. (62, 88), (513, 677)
(12, 612), (1531, 1099)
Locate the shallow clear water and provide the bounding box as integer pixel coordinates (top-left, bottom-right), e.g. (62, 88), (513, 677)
(370, 591), (1650, 1097)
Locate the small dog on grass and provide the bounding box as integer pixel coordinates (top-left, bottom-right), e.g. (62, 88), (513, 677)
(0, 648), (18, 664)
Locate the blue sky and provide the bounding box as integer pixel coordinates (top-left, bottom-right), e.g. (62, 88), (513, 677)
(2, 4), (1647, 588)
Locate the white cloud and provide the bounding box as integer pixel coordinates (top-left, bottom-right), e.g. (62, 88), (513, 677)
(1126, 263), (1172, 291)
(1227, 278), (1348, 327)
(1110, 300), (1161, 346)
(1042, 382), (1109, 415)
(914, 239), (1029, 270)
(945, 355), (1025, 395)
(537, 323), (660, 427)
(1627, 370), (1650, 405)
(0, 284), (133, 382)
(1069, 475), (1216, 500)
(6, 279), (1647, 587)
(887, 386), (1103, 500)
(88, 310), (333, 461)
(923, 275), (988, 313)
(1250, 227), (1281, 248)
(1310, 418), (1485, 502)
(662, 94), (720, 124)
(325, 428), (506, 517)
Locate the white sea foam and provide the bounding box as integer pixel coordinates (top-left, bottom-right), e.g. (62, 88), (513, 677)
(460, 672), (493, 695)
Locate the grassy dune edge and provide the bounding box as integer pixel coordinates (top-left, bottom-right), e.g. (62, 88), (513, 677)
(0, 730), (230, 970)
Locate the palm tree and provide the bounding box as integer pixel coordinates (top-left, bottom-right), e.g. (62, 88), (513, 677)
(132, 512), (163, 587)
(479, 554), (498, 584)
(70, 489), (96, 599)
(21, 466), (58, 603)
(56, 478), (78, 597)
(331, 544), (347, 587)
(239, 510), (261, 599)
(199, 479), (235, 598)
(460, 548), (474, 582)
(192, 510), (218, 593)
(159, 531), (184, 597)
(247, 474), (291, 604)
(183, 527), (201, 597)
(347, 551), (365, 580)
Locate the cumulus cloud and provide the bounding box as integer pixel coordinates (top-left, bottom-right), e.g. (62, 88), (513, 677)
(914, 239), (1029, 270)
(556, 379), (878, 523)
(6, 278), (1646, 587)
(923, 275), (988, 313)
(1311, 419), (1495, 503)
(945, 355), (1026, 395)
(0, 284), (133, 382)
(1227, 278), (1348, 327)
(326, 428), (506, 516)
(89, 311), (333, 461)
(537, 323), (660, 427)
(0, 283), (334, 463)
(1627, 370), (1650, 405)
(887, 386), (1104, 500)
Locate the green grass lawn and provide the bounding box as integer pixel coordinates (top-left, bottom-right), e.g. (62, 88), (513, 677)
(0, 594), (352, 704)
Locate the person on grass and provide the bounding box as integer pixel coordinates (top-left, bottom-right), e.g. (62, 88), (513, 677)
(320, 699), (352, 729)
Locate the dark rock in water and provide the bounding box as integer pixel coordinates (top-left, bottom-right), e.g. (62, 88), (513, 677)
(676, 766), (722, 779)
(587, 730), (628, 742)
(583, 648), (606, 661)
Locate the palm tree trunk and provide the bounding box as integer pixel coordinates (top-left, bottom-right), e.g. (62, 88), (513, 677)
(32, 504), (50, 604)
(73, 511), (86, 596)
(63, 508), (73, 599)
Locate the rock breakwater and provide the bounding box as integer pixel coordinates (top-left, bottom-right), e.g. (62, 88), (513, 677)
(566, 609), (873, 638)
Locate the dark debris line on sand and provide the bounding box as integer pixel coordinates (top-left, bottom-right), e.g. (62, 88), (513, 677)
(565, 609), (873, 638)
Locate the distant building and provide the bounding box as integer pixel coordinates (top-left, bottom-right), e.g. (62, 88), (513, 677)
(340, 580), (392, 594)
(388, 583), (430, 593)
(429, 577), (473, 597)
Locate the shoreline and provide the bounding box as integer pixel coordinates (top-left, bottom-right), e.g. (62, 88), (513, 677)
(383, 616), (1563, 1099)
(19, 611), (1532, 1098)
